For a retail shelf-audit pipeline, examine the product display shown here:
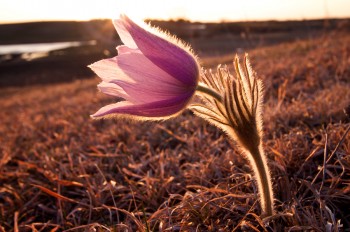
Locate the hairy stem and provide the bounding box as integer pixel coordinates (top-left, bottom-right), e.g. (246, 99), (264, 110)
(245, 143), (274, 216)
(196, 83), (223, 102)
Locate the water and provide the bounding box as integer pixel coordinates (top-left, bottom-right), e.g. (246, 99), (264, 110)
(0, 41), (96, 55)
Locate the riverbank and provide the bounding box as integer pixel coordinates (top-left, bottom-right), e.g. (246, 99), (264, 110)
(1, 18), (349, 87)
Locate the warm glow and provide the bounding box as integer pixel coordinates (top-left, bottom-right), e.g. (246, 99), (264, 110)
(0, 0), (350, 23)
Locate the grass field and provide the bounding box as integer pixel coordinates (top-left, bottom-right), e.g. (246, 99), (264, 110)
(0, 21), (350, 231)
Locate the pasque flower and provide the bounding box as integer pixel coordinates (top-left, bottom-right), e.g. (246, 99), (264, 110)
(90, 15), (199, 119)
(90, 14), (274, 217)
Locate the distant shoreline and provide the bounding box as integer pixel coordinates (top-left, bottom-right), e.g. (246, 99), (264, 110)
(0, 18), (349, 88)
(0, 18), (349, 45)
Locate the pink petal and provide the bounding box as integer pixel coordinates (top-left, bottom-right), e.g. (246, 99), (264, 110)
(90, 47), (191, 103)
(91, 92), (193, 118)
(97, 81), (130, 100)
(116, 45), (139, 54)
(89, 58), (123, 83)
(113, 16), (138, 49)
(114, 15), (199, 86)
(115, 46), (185, 87)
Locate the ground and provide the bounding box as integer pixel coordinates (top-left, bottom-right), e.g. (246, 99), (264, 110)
(0, 20), (350, 231)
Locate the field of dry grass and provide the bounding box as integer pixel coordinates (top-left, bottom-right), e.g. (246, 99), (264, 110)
(0, 29), (350, 231)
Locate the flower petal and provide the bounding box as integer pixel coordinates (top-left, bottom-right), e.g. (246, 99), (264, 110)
(89, 58), (122, 83)
(114, 15), (199, 86)
(116, 45), (139, 54)
(97, 81), (130, 100)
(90, 47), (192, 103)
(115, 45), (184, 87)
(91, 92), (193, 119)
(113, 16), (138, 49)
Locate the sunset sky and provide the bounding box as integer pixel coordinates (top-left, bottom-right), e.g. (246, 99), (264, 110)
(0, 0), (349, 23)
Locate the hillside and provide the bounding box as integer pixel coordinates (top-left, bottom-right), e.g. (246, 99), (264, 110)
(0, 23), (350, 230)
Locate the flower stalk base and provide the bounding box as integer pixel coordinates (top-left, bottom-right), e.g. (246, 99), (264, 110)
(244, 143), (274, 216)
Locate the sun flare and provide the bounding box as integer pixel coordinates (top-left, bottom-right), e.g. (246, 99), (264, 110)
(0, 0), (349, 23)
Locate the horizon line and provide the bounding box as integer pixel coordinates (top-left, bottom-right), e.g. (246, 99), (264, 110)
(0, 16), (348, 25)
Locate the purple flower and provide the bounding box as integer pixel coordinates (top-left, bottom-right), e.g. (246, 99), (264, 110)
(90, 15), (199, 120)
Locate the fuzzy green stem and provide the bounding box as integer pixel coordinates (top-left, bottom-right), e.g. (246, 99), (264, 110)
(196, 84), (223, 103)
(246, 144), (274, 217)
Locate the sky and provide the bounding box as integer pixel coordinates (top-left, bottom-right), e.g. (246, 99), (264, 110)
(0, 0), (350, 24)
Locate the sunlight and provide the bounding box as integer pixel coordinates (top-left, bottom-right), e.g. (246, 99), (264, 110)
(0, 0), (349, 23)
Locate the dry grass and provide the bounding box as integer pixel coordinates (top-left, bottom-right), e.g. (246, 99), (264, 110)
(1, 31), (350, 231)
